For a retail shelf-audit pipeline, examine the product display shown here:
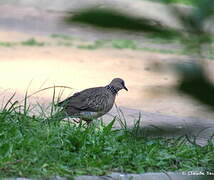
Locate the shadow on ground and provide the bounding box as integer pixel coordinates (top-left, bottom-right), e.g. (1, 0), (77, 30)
(105, 106), (214, 146)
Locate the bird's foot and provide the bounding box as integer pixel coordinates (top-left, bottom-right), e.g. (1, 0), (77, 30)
(72, 118), (81, 123)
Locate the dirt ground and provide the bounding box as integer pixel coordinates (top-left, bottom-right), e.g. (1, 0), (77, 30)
(0, 1), (214, 146)
(1, 30), (214, 121)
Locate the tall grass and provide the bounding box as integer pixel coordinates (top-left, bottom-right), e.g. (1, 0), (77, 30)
(0, 92), (213, 178)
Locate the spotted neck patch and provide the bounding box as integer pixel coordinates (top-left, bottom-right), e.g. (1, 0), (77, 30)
(106, 85), (118, 95)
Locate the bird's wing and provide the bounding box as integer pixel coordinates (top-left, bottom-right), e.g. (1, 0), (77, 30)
(57, 87), (112, 112)
(57, 91), (81, 106)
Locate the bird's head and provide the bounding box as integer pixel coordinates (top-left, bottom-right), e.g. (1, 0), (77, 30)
(109, 78), (128, 92)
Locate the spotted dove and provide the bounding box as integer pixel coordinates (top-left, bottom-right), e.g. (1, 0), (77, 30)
(57, 78), (128, 123)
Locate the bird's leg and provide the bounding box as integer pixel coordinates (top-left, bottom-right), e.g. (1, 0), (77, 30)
(86, 119), (93, 125)
(72, 118), (87, 125)
(82, 117), (93, 125)
(73, 118), (81, 124)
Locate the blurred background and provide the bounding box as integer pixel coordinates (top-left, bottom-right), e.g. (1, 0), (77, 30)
(1, 1), (214, 178)
(0, 0), (214, 129)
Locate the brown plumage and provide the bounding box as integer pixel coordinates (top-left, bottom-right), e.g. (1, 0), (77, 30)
(57, 78), (128, 123)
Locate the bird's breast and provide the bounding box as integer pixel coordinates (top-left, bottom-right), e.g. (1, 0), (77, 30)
(79, 111), (103, 119)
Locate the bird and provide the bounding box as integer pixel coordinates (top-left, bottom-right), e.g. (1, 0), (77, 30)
(56, 78), (128, 124)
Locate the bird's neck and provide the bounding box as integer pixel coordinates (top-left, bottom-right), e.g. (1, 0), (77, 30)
(106, 85), (118, 95)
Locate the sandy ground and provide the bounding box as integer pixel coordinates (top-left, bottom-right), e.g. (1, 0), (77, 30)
(1, 29), (214, 121)
(0, 1), (214, 145)
(0, 4), (213, 180)
(1, 30), (214, 146)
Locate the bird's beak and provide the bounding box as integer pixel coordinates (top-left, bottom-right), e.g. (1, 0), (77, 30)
(123, 85), (128, 91)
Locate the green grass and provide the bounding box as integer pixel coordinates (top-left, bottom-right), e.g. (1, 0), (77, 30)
(168, 0), (198, 5)
(144, 0), (199, 6)
(77, 40), (108, 50)
(111, 39), (138, 49)
(0, 95), (213, 179)
(50, 34), (74, 41)
(21, 38), (45, 46)
(56, 41), (73, 46)
(77, 39), (183, 54)
(0, 38), (45, 47)
(1, 36), (214, 58)
(0, 41), (15, 47)
(77, 39), (140, 50)
(77, 39), (158, 51)
(77, 39), (139, 50)
(139, 46), (181, 54)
